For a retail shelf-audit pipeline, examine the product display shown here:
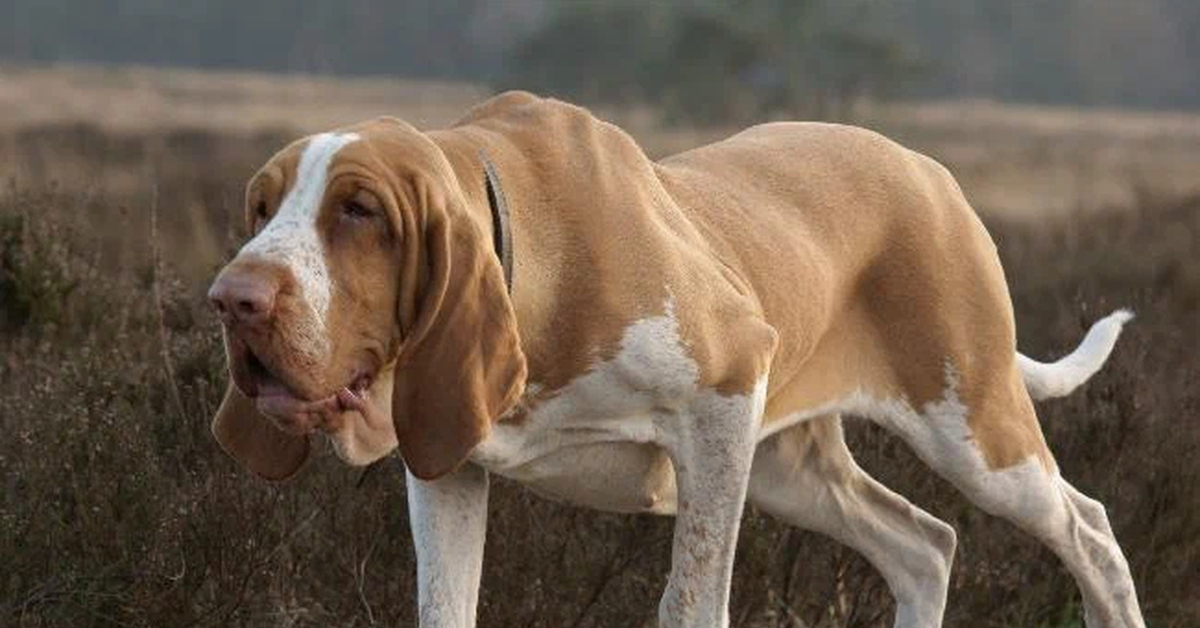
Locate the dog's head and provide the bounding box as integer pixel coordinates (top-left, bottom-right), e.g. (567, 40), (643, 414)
(208, 118), (525, 481)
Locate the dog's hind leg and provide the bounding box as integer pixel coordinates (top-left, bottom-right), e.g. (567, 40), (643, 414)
(748, 415), (957, 628)
(873, 367), (1145, 628)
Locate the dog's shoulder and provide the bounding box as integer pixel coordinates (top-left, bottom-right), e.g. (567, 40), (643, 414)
(449, 91), (653, 172)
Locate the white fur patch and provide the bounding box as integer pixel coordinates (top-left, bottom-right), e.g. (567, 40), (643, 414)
(859, 366), (1054, 513)
(473, 298), (693, 470)
(750, 364), (1064, 543)
(238, 132), (359, 329)
(470, 299), (695, 513)
(761, 365), (1021, 486)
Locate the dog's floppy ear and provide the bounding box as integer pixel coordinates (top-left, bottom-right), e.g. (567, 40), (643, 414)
(391, 172), (526, 480)
(211, 384), (310, 481)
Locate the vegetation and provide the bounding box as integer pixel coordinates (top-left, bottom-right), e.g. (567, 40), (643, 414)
(3, 0), (1200, 112)
(505, 1), (922, 123)
(1, 117), (1198, 627)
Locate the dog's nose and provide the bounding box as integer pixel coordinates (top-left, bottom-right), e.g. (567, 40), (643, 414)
(208, 268), (279, 328)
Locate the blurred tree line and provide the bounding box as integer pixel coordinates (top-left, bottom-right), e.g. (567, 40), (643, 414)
(0, 0), (506, 78)
(2, 0), (1198, 119)
(506, 0), (923, 123)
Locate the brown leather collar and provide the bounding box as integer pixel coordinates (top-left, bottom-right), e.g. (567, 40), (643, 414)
(481, 152), (514, 293)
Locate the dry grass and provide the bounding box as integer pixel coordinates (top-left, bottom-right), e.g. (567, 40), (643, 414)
(3, 64), (1199, 220)
(1, 68), (1198, 627)
(0, 64), (486, 134)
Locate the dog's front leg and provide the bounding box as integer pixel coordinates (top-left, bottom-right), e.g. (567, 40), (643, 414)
(406, 464), (489, 628)
(656, 387), (765, 628)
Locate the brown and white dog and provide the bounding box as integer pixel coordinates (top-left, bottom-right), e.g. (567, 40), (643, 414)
(208, 92), (1144, 628)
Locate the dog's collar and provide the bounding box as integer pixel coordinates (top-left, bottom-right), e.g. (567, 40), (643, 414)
(481, 152), (514, 293)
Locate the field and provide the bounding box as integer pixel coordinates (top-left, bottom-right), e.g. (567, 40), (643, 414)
(1, 64), (1198, 627)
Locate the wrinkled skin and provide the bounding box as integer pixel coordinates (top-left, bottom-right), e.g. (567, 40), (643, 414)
(211, 127), (414, 464)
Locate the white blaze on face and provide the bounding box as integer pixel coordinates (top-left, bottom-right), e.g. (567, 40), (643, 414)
(238, 132), (360, 328)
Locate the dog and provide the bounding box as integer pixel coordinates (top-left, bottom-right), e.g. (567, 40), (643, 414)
(208, 91), (1144, 628)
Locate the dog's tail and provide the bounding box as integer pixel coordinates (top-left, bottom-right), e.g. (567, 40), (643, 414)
(1017, 309), (1134, 401)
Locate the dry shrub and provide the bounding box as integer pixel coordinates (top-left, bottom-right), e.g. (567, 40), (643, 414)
(1, 126), (1196, 627)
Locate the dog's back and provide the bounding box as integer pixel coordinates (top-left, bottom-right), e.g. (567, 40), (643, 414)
(657, 122), (1047, 468)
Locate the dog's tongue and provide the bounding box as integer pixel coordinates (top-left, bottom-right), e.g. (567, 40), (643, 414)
(254, 378), (384, 436)
(255, 382), (339, 436)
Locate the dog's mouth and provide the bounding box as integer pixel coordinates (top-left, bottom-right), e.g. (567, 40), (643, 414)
(243, 348), (372, 399)
(230, 337), (380, 436)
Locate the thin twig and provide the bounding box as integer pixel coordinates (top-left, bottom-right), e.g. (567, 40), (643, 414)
(148, 183), (186, 419)
(354, 535), (381, 625)
(181, 506), (324, 628)
(776, 596), (811, 628)
(567, 518), (646, 628)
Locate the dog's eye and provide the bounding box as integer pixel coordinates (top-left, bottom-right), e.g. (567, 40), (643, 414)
(341, 199), (375, 219)
(341, 189), (383, 221)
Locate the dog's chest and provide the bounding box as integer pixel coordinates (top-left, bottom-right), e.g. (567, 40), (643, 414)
(469, 381), (680, 515)
(468, 308), (698, 515)
(465, 398), (676, 516)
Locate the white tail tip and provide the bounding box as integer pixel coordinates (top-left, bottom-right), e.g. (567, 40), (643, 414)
(1018, 309), (1134, 401)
